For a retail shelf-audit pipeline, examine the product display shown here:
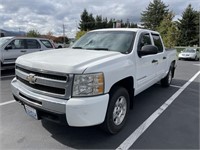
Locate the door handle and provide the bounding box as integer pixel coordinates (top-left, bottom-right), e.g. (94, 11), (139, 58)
(21, 50), (26, 52)
(152, 60), (158, 63)
(163, 56), (166, 59)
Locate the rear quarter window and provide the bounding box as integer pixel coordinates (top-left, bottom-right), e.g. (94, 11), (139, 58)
(40, 40), (53, 48)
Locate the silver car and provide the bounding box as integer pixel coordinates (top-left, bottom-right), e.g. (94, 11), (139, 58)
(0, 36), (55, 69)
(178, 47), (200, 61)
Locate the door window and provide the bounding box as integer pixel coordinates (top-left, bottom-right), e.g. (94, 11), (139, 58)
(26, 39), (41, 49)
(9, 39), (25, 49)
(137, 33), (152, 56)
(151, 34), (163, 52)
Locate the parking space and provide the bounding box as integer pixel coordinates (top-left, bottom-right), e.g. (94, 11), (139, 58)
(0, 60), (199, 149)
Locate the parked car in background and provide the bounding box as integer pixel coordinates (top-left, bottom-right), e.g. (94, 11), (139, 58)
(178, 47), (200, 61)
(54, 43), (65, 48)
(0, 36), (55, 70)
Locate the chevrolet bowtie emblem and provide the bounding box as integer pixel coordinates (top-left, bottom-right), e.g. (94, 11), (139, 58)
(26, 73), (37, 84)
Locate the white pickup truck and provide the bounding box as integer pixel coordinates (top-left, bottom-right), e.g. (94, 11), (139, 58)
(11, 28), (176, 134)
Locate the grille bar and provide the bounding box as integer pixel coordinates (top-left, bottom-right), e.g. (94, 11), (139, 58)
(16, 66), (67, 81)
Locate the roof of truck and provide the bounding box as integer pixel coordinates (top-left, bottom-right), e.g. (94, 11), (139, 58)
(90, 28), (159, 34)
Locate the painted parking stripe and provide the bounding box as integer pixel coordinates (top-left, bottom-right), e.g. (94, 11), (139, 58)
(116, 71), (200, 150)
(0, 100), (15, 106)
(170, 84), (182, 88)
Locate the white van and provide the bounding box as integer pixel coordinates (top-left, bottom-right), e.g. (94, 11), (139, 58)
(0, 36), (55, 69)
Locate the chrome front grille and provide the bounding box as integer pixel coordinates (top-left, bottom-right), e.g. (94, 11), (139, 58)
(15, 65), (73, 99)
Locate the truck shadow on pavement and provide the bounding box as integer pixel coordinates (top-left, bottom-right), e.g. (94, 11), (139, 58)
(41, 79), (191, 149)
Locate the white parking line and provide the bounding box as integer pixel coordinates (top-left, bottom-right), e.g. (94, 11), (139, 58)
(170, 84), (182, 88)
(116, 71), (200, 150)
(0, 100), (15, 106)
(193, 64), (200, 66)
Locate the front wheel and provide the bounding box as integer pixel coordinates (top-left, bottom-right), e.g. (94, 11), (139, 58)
(101, 87), (130, 134)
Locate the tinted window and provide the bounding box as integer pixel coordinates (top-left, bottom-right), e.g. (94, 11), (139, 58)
(138, 33), (152, 51)
(40, 40), (53, 48)
(152, 34), (163, 52)
(26, 39), (41, 49)
(9, 39), (25, 49)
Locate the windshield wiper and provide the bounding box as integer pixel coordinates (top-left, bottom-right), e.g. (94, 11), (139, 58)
(72, 46), (83, 49)
(86, 48), (109, 51)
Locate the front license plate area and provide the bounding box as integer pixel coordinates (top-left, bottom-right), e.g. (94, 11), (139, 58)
(24, 105), (38, 120)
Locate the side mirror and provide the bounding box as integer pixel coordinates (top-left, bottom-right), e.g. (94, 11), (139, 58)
(5, 45), (12, 50)
(138, 45), (158, 57)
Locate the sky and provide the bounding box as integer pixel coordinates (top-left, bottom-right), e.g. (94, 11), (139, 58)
(0, 0), (199, 38)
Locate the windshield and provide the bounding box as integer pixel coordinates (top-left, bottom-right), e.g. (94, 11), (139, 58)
(183, 48), (196, 53)
(72, 31), (136, 54)
(0, 37), (12, 48)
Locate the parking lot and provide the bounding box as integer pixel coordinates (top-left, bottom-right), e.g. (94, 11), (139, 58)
(0, 60), (199, 149)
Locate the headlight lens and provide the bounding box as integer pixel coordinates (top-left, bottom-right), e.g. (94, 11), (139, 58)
(72, 73), (104, 97)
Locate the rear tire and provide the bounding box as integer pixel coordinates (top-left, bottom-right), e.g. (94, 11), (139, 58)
(161, 65), (173, 87)
(101, 87), (130, 134)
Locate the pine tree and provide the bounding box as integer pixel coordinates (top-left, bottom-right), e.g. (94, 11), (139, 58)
(177, 4), (199, 46)
(141, 0), (169, 30)
(79, 9), (95, 31)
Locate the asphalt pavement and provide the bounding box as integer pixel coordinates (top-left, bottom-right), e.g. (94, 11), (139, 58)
(0, 60), (199, 149)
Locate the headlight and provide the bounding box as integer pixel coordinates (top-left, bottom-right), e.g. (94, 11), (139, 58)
(72, 73), (104, 97)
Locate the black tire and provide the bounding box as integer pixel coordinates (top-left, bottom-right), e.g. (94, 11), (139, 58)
(101, 87), (130, 134)
(195, 56), (199, 61)
(161, 65), (173, 87)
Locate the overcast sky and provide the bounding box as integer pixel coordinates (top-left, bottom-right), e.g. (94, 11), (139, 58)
(0, 0), (199, 38)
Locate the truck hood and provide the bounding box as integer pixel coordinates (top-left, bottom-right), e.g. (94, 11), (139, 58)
(16, 48), (122, 73)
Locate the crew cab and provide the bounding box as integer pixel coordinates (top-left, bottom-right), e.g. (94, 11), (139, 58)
(0, 36), (55, 70)
(11, 28), (176, 134)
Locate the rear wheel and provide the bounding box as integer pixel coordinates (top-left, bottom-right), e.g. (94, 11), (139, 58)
(195, 56), (199, 61)
(161, 65), (173, 87)
(102, 87), (130, 134)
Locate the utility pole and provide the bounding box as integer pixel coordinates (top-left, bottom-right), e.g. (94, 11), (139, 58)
(199, 11), (200, 47)
(63, 24), (66, 47)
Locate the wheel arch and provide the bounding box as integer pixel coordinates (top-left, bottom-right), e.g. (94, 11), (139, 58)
(108, 76), (135, 109)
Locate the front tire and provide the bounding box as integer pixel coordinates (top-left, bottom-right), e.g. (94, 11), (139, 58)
(102, 87), (130, 134)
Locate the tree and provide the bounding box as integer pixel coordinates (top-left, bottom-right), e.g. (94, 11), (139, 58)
(177, 4), (199, 46)
(27, 29), (40, 37)
(76, 30), (87, 39)
(79, 9), (95, 31)
(157, 12), (179, 48)
(141, 0), (169, 30)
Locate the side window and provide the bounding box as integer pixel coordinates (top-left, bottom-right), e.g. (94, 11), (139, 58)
(9, 39), (25, 49)
(137, 32), (152, 51)
(152, 34), (163, 52)
(40, 40), (53, 48)
(26, 39), (41, 49)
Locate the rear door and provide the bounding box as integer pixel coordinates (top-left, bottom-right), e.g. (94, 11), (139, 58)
(151, 33), (167, 79)
(25, 39), (41, 54)
(3, 38), (26, 64)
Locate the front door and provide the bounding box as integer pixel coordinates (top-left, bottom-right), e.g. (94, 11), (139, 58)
(3, 39), (26, 64)
(135, 32), (158, 95)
